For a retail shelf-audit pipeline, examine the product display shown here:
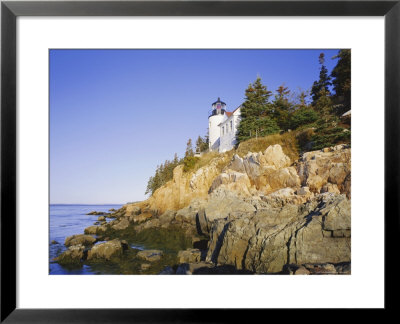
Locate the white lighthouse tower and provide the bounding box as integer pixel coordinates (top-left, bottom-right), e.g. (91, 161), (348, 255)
(208, 97), (227, 151)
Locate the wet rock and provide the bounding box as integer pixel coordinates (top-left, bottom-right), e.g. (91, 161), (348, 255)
(97, 216), (106, 221)
(54, 244), (86, 265)
(84, 225), (107, 235)
(177, 249), (202, 263)
(129, 213), (152, 224)
(111, 217), (130, 231)
(87, 239), (128, 261)
(65, 234), (97, 247)
(51, 240), (59, 245)
(86, 211), (107, 215)
(136, 250), (163, 262)
(141, 263), (151, 271)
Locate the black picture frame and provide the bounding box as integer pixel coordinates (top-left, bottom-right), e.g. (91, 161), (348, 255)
(1, 0), (398, 321)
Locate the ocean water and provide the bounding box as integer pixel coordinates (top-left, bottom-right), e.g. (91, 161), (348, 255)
(49, 204), (125, 275)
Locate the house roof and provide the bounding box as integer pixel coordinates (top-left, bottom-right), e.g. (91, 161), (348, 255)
(232, 106), (241, 114)
(219, 106), (241, 125)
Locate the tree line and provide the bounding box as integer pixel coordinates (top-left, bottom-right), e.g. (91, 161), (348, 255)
(145, 137), (208, 195)
(237, 50), (351, 148)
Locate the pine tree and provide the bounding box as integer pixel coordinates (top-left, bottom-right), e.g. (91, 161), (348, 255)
(237, 77), (278, 143)
(185, 138), (194, 157)
(311, 53), (332, 105)
(314, 88), (333, 117)
(272, 84), (293, 130)
(195, 135), (208, 153)
(173, 153), (179, 164)
(297, 90), (309, 109)
(331, 49), (351, 114)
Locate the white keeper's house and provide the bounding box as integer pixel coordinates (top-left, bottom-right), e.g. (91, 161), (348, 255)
(208, 97), (241, 153)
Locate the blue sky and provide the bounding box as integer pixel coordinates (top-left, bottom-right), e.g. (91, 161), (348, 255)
(50, 49), (339, 204)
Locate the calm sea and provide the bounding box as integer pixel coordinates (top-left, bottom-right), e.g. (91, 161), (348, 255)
(49, 204), (124, 275)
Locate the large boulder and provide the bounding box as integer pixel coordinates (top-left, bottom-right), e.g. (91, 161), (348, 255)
(124, 204), (141, 216)
(203, 189), (256, 222)
(261, 144), (291, 169)
(87, 239), (128, 261)
(111, 217), (130, 230)
(297, 144), (351, 197)
(226, 154), (246, 173)
(209, 170), (252, 195)
(158, 210), (177, 227)
(54, 244), (86, 265)
(129, 213), (152, 224)
(64, 234), (96, 247)
(177, 249), (202, 263)
(175, 199), (207, 225)
(84, 225), (107, 235)
(224, 145), (299, 194)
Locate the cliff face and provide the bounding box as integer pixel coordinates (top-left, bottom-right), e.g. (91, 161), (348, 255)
(112, 143), (351, 274)
(146, 153), (232, 214)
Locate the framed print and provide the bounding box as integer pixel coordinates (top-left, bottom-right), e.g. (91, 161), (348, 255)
(1, 0), (399, 321)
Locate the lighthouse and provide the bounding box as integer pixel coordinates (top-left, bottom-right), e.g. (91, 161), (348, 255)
(208, 97), (227, 151)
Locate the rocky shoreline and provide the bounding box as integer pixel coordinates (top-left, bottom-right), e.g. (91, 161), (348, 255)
(53, 144), (351, 275)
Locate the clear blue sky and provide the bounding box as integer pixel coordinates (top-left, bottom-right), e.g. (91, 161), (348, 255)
(50, 49), (339, 204)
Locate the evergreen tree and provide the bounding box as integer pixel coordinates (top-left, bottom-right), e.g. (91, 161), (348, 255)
(314, 88), (333, 117)
(237, 77), (278, 143)
(297, 90), (309, 109)
(311, 53), (332, 105)
(272, 84), (293, 130)
(185, 138), (194, 157)
(173, 153), (179, 164)
(195, 135), (208, 153)
(331, 49), (351, 114)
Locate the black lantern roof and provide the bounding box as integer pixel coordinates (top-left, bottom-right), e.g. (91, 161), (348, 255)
(212, 97), (226, 106)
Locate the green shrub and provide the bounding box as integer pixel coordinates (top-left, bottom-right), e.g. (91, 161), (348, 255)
(312, 128), (350, 150)
(182, 156), (200, 172)
(290, 108), (319, 129)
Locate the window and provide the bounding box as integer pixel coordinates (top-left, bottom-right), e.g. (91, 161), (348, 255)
(230, 120), (233, 131)
(222, 126), (224, 135)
